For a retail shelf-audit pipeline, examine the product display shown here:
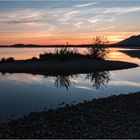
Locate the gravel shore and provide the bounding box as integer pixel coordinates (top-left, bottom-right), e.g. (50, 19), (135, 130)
(1, 91), (140, 138)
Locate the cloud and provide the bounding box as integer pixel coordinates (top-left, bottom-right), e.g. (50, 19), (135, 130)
(88, 18), (101, 24)
(0, 19), (41, 24)
(74, 85), (95, 91)
(75, 2), (99, 8)
(102, 7), (140, 15)
(0, 3), (140, 38)
(0, 9), (43, 24)
(74, 21), (83, 28)
(110, 80), (140, 87)
(1, 5), (140, 26)
(93, 26), (115, 31)
(62, 10), (79, 21)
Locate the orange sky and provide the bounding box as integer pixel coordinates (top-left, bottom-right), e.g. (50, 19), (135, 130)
(0, 1), (140, 45)
(0, 32), (139, 45)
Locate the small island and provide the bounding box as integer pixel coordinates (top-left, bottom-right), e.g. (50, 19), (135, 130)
(0, 37), (138, 75)
(0, 58), (138, 75)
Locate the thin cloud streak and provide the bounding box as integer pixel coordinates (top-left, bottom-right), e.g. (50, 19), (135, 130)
(1, 6), (140, 26)
(0, 19), (41, 24)
(75, 2), (99, 8)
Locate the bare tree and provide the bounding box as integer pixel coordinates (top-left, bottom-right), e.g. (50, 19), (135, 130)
(86, 36), (109, 59)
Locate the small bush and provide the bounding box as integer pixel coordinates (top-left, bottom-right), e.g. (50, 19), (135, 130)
(30, 57), (38, 61)
(0, 57), (15, 63)
(6, 57), (15, 62)
(0, 58), (6, 63)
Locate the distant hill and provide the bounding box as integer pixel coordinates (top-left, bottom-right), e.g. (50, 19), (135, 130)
(0, 44), (90, 48)
(115, 35), (140, 47)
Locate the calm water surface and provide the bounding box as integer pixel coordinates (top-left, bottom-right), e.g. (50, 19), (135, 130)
(0, 47), (140, 122)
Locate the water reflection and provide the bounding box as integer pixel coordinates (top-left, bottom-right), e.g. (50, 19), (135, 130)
(86, 71), (110, 90)
(0, 71), (110, 90)
(0, 48), (140, 122)
(121, 50), (140, 59)
(54, 74), (78, 90)
(52, 71), (110, 90)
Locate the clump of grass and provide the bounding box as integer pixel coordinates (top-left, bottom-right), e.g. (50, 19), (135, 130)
(39, 47), (83, 61)
(29, 57), (38, 61)
(0, 57), (15, 63)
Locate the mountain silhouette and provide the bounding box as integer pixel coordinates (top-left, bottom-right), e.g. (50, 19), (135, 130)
(116, 35), (140, 47)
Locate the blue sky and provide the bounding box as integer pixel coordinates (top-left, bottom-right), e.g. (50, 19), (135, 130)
(0, 0), (140, 45)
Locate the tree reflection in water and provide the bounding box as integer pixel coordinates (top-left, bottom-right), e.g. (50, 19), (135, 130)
(86, 71), (110, 90)
(54, 71), (110, 90)
(55, 74), (78, 90)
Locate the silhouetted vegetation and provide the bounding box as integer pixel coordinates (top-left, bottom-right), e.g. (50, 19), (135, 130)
(53, 71), (110, 90)
(29, 57), (38, 61)
(0, 57), (15, 63)
(86, 36), (109, 59)
(39, 47), (85, 61)
(55, 74), (78, 90)
(86, 71), (110, 90)
(23, 37), (109, 61)
(37, 37), (109, 61)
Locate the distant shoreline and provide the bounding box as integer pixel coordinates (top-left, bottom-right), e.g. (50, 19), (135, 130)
(0, 58), (138, 75)
(0, 44), (140, 48)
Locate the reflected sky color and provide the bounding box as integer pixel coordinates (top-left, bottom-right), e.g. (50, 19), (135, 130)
(0, 47), (140, 62)
(0, 48), (140, 121)
(0, 1), (140, 45)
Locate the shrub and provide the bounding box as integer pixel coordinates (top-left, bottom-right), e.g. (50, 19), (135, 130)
(6, 57), (15, 62)
(0, 57), (14, 63)
(30, 57), (38, 61)
(0, 58), (6, 63)
(86, 36), (109, 59)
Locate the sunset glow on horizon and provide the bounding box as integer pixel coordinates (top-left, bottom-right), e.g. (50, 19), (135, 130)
(0, 1), (140, 45)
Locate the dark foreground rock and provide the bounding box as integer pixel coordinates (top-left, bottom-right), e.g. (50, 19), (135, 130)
(1, 92), (140, 138)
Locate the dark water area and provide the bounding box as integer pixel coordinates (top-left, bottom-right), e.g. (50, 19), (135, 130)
(0, 47), (140, 122)
(121, 50), (140, 59)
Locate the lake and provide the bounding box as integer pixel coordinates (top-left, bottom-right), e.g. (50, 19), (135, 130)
(0, 47), (140, 122)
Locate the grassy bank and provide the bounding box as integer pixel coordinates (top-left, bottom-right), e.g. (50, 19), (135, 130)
(1, 91), (140, 138)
